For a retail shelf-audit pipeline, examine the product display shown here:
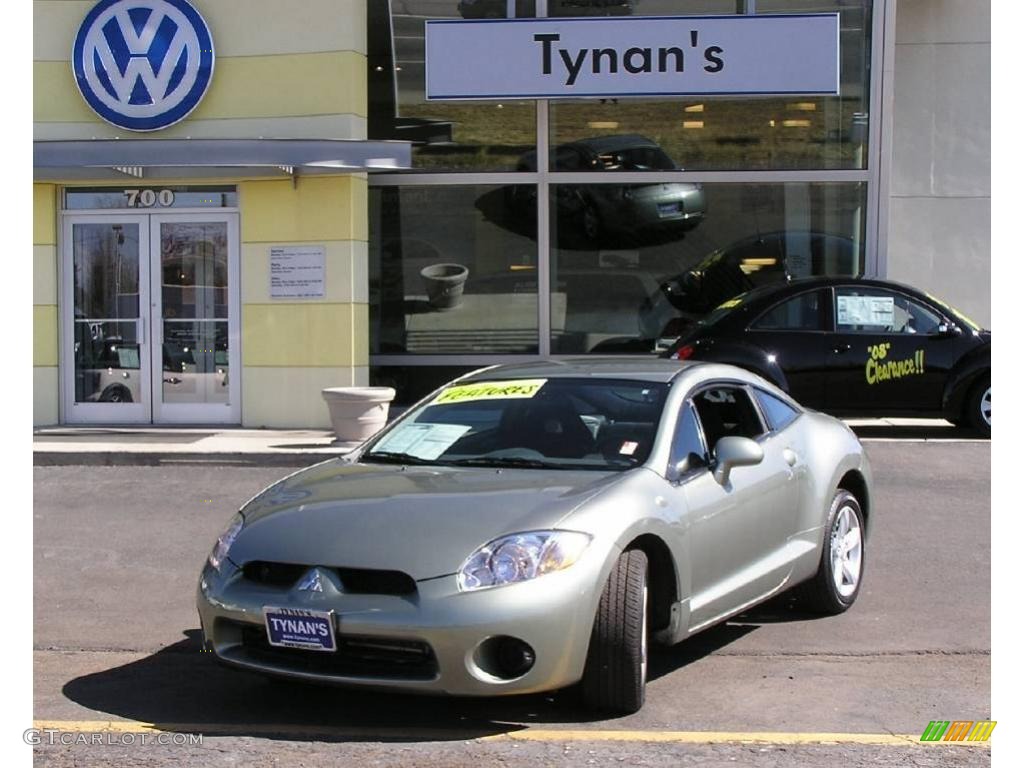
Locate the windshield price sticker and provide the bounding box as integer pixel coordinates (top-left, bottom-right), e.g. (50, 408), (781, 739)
(432, 379), (548, 405)
(373, 423), (471, 460)
(837, 295), (894, 327)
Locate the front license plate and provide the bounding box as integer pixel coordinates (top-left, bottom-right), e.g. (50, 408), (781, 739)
(263, 607), (336, 652)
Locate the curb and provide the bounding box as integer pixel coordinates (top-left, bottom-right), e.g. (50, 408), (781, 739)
(33, 452), (346, 468)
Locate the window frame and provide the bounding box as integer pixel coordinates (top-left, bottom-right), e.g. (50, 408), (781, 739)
(750, 386), (803, 433)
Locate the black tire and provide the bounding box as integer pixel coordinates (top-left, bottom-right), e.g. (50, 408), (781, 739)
(792, 490), (865, 615)
(580, 549), (649, 714)
(99, 385), (132, 403)
(965, 377), (991, 438)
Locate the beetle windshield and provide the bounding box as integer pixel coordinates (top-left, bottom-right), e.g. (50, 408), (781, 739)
(362, 378), (669, 471)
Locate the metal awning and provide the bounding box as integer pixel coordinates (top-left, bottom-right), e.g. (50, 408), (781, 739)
(33, 138), (411, 180)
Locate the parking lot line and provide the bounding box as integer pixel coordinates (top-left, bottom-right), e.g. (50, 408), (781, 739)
(31, 721), (990, 747)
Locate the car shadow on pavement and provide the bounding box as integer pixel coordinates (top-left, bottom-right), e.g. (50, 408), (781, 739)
(61, 621), (764, 741)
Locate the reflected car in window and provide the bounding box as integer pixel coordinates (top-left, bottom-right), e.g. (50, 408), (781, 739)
(510, 135), (706, 245)
(198, 359), (872, 714)
(642, 231), (857, 348)
(77, 338), (142, 403)
(663, 278), (991, 436)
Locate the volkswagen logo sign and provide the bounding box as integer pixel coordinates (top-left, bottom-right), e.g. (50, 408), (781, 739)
(72, 0), (215, 132)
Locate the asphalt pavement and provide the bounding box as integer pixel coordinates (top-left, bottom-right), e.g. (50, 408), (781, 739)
(32, 434), (992, 767)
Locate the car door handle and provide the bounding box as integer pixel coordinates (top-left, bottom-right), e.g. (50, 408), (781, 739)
(782, 448), (798, 467)
(831, 343), (851, 354)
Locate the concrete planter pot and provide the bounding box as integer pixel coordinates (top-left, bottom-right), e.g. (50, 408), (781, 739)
(420, 263), (469, 310)
(321, 386), (396, 442)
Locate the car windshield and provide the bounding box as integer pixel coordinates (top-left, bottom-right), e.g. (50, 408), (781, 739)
(362, 378), (669, 471)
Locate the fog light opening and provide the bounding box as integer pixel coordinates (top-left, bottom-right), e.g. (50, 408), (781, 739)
(475, 636), (536, 680)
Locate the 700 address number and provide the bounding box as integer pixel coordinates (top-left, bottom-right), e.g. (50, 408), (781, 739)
(124, 189), (175, 208)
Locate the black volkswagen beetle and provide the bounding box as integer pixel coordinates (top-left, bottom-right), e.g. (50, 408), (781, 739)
(661, 278), (991, 435)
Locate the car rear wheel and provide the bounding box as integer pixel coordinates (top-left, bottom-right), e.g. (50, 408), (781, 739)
(793, 490), (865, 615)
(966, 378), (991, 437)
(580, 549), (648, 714)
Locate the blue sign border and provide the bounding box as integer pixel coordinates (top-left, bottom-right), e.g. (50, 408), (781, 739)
(71, 0), (215, 132)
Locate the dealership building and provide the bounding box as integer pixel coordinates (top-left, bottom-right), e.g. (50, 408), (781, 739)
(32, 0), (990, 428)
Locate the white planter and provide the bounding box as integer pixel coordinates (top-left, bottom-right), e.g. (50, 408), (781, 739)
(322, 386), (396, 442)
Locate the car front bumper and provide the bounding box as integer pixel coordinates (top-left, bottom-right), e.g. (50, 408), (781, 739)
(196, 550), (611, 697)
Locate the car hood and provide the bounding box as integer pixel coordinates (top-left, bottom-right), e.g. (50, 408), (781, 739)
(227, 459), (626, 581)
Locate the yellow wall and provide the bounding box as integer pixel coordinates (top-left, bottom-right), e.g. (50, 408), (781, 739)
(239, 176), (369, 428)
(34, 184), (58, 425)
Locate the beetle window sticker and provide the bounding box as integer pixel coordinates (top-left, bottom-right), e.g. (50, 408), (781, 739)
(837, 295), (895, 328)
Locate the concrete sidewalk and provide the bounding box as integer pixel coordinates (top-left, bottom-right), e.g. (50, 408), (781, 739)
(33, 427), (361, 466)
(32, 417), (982, 467)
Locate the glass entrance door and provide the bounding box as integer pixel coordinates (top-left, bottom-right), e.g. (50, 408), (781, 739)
(63, 216), (151, 423)
(151, 214), (239, 424)
(61, 213), (240, 424)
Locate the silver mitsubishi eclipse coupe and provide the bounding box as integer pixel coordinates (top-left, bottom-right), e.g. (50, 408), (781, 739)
(197, 359), (872, 714)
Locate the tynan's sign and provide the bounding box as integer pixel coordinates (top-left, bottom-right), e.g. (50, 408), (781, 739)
(72, 0), (215, 131)
(426, 14), (839, 100)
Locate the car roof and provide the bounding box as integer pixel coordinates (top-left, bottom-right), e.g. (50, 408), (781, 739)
(731, 276), (938, 307)
(566, 134), (659, 153)
(460, 358), (700, 384)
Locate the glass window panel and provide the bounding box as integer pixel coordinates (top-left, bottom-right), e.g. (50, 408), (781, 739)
(65, 186), (237, 209)
(370, 185), (539, 355)
(160, 222), (230, 405)
(368, 2), (536, 171)
(549, 1), (872, 170)
(753, 388), (800, 431)
(371, 365), (481, 406)
(835, 287), (943, 334)
(550, 182), (865, 353)
(671, 403), (708, 472)
(72, 222), (141, 405)
(74, 321), (141, 404)
(694, 386), (766, 445)
(751, 290), (824, 330)
(161, 321), (230, 405)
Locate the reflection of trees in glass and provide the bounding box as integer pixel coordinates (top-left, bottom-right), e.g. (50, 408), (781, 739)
(73, 224), (139, 319)
(160, 224), (228, 320)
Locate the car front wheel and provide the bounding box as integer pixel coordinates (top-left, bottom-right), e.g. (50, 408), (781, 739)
(580, 548), (649, 714)
(966, 378), (991, 437)
(794, 489), (865, 615)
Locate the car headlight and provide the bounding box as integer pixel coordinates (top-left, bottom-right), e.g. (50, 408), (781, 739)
(457, 530), (592, 592)
(208, 513), (244, 572)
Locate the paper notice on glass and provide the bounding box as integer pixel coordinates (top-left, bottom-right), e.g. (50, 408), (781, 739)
(270, 246), (326, 299)
(837, 295), (894, 327)
(373, 423), (472, 460)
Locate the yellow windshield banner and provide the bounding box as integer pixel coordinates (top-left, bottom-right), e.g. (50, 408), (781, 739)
(716, 297), (743, 310)
(431, 379), (548, 405)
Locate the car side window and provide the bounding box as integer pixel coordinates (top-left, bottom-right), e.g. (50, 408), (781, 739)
(753, 389), (800, 432)
(692, 386), (766, 451)
(670, 403), (708, 475)
(835, 288), (943, 334)
(751, 291), (823, 331)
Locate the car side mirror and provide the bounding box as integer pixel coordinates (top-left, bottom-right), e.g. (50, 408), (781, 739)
(932, 322), (962, 338)
(712, 436), (764, 486)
